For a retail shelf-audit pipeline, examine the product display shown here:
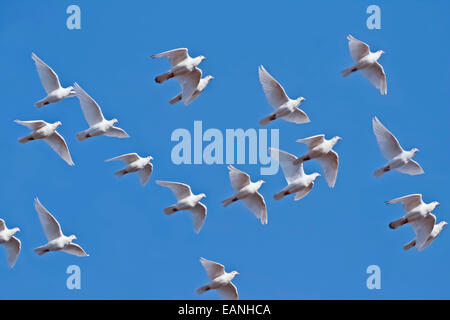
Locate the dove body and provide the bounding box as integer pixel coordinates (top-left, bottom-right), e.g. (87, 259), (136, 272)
(76, 119), (119, 141)
(170, 75), (214, 105)
(274, 172), (320, 200)
(18, 121), (60, 142)
(154, 48), (206, 83)
(404, 221), (447, 251)
(388, 199), (439, 229)
(375, 149), (419, 176)
(35, 87), (74, 108)
(198, 271), (239, 293)
(294, 136), (341, 164)
(35, 235), (77, 255)
(261, 97), (305, 125)
(222, 181), (264, 206)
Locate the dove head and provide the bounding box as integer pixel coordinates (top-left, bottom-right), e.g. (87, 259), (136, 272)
(440, 221), (448, 229)
(376, 50), (385, 58)
(312, 172), (321, 180)
(11, 227), (20, 235)
(230, 271), (239, 278)
(53, 121), (62, 128)
(205, 75), (214, 82)
(411, 148), (420, 154)
(146, 156), (154, 161)
(431, 201), (440, 210)
(195, 56), (206, 64)
(112, 118), (119, 125)
(198, 193), (207, 199)
(295, 97), (306, 106)
(332, 136), (343, 145)
(257, 180), (265, 186)
(69, 235), (77, 242)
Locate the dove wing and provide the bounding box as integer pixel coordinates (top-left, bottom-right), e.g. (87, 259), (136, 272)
(347, 35), (370, 61)
(156, 180), (193, 201)
(4, 237), (21, 267)
(396, 160), (424, 176)
(372, 116), (403, 160)
(14, 120), (47, 131)
(34, 197), (63, 241)
(294, 183), (314, 201)
(44, 132), (74, 166)
(258, 65), (290, 108)
(241, 192), (267, 225)
(31, 53), (61, 94)
(281, 108), (310, 124)
(139, 163), (153, 186)
(217, 282), (239, 300)
(177, 67), (202, 105)
(104, 127), (130, 138)
(106, 153), (140, 164)
(361, 62), (387, 95)
(74, 83), (105, 127)
(199, 257), (226, 280)
(152, 48), (189, 67)
(317, 150), (339, 188)
(269, 147), (303, 184)
(189, 202), (207, 234)
(227, 165), (251, 190)
(296, 134), (325, 150)
(411, 214), (436, 251)
(62, 243), (89, 257)
(386, 194), (423, 213)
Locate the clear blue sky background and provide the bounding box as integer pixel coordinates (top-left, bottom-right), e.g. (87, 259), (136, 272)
(0, 0), (448, 299)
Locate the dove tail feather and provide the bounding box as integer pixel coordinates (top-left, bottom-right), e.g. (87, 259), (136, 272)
(260, 114), (276, 126)
(163, 205), (178, 215)
(18, 135), (34, 143)
(273, 190), (288, 200)
(155, 72), (174, 83)
(389, 217), (408, 229)
(34, 100), (47, 108)
(341, 67), (357, 77)
(76, 132), (88, 141)
(293, 155), (310, 165)
(34, 246), (48, 256)
(196, 285), (210, 295)
(169, 94), (182, 105)
(222, 197), (237, 207)
(403, 240), (416, 251)
(374, 166), (389, 177)
(114, 169), (128, 177)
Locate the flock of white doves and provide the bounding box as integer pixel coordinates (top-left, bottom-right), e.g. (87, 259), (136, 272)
(0, 35), (446, 300)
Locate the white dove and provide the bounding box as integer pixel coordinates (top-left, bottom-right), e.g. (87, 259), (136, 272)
(15, 119), (74, 166)
(372, 116), (423, 177)
(293, 134), (342, 188)
(33, 197), (88, 257)
(152, 48), (206, 83)
(386, 194), (441, 251)
(269, 147), (320, 201)
(73, 83), (129, 141)
(196, 257), (239, 300)
(221, 165), (267, 225)
(106, 153), (154, 186)
(169, 67), (214, 106)
(32, 53), (75, 108)
(341, 35), (387, 95)
(403, 221), (447, 251)
(156, 180), (207, 233)
(258, 65), (309, 126)
(0, 219), (21, 267)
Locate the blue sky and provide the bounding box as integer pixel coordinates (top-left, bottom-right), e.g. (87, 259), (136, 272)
(0, 0), (449, 299)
